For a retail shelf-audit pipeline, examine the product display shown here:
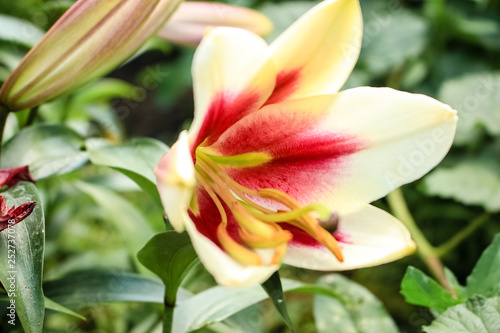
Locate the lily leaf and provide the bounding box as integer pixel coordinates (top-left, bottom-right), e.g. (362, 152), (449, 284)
(137, 232), (198, 305)
(75, 181), (155, 272)
(44, 297), (86, 321)
(0, 182), (45, 333)
(1, 124), (88, 179)
(87, 137), (168, 204)
(261, 271), (294, 331)
(0, 14), (44, 47)
(43, 270), (167, 310)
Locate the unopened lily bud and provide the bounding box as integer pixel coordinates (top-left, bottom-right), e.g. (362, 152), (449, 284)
(157, 1), (273, 46)
(0, 0), (183, 111)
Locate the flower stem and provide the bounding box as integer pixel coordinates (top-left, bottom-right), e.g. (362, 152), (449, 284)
(387, 188), (456, 297)
(435, 212), (491, 257)
(0, 104), (10, 165)
(162, 303), (174, 333)
(25, 106), (38, 127)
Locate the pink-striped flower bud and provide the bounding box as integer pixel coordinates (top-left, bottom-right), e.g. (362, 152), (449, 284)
(0, 0), (183, 111)
(157, 1), (273, 46)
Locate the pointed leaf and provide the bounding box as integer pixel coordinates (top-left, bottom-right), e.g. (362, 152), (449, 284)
(43, 270), (167, 310)
(75, 181), (155, 271)
(44, 297), (86, 321)
(466, 234), (500, 298)
(261, 271), (293, 330)
(401, 266), (462, 313)
(0, 182), (45, 332)
(87, 137), (168, 203)
(314, 274), (398, 333)
(173, 279), (303, 333)
(137, 232), (198, 305)
(0, 14), (44, 47)
(1, 124), (88, 179)
(172, 276), (389, 333)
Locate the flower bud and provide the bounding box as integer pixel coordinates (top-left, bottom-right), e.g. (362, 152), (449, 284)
(0, 0), (183, 111)
(157, 1), (273, 46)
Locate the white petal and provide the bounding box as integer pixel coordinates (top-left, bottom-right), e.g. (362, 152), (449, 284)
(318, 87), (457, 213)
(154, 131), (195, 232)
(183, 218), (278, 287)
(284, 204), (416, 270)
(189, 27), (276, 140)
(267, 0), (362, 103)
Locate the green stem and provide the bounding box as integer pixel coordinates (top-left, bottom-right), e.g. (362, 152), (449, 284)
(436, 213), (491, 257)
(0, 104), (10, 165)
(162, 303), (174, 333)
(387, 188), (456, 297)
(25, 106), (38, 127)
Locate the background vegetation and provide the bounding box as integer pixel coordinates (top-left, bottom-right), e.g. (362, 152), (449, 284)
(0, 0), (499, 332)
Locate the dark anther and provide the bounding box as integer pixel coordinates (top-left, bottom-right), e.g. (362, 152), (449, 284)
(319, 212), (339, 233)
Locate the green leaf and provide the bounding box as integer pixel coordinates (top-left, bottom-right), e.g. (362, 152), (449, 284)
(44, 297), (86, 321)
(137, 232), (198, 305)
(438, 73), (500, 145)
(0, 182), (45, 332)
(261, 271), (293, 331)
(70, 78), (142, 113)
(87, 137), (168, 203)
(401, 267), (462, 313)
(43, 270), (166, 310)
(1, 124), (88, 179)
(173, 278), (304, 333)
(423, 296), (500, 333)
(313, 274), (398, 333)
(0, 14), (45, 47)
(423, 158), (500, 212)
(75, 181), (155, 270)
(466, 234), (500, 298)
(358, 8), (428, 76)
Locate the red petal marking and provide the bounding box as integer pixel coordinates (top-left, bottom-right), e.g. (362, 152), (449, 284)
(0, 166), (36, 188)
(211, 99), (367, 208)
(188, 188), (242, 249)
(282, 223), (351, 248)
(226, 132), (364, 209)
(192, 91), (262, 152)
(0, 197), (36, 232)
(264, 68), (302, 106)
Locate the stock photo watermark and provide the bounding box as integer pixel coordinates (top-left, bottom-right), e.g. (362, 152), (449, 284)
(5, 219), (17, 326)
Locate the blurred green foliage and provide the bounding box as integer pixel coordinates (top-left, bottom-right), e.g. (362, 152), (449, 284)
(0, 0), (500, 332)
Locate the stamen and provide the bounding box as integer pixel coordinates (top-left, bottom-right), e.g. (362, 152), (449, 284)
(217, 224), (262, 266)
(231, 205), (276, 238)
(270, 242), (288, 265)
(248, 203), (330, 223)
(194, 149), (344, 264)
(239, 227), (292, 248)
(319, 212), (339, 233)
(195, 171), (227, 224)
(259, 188), (344, 262)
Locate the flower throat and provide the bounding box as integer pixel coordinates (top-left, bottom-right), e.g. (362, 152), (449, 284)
(192, 147), (344, 266)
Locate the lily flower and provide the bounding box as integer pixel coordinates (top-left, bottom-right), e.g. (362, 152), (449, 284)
(0, 0), (183, 111)
(157, 1), (273, 46)
(154, 0), (457, 286)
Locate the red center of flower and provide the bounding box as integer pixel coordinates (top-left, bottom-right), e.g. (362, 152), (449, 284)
(190, 147), (344, 266)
